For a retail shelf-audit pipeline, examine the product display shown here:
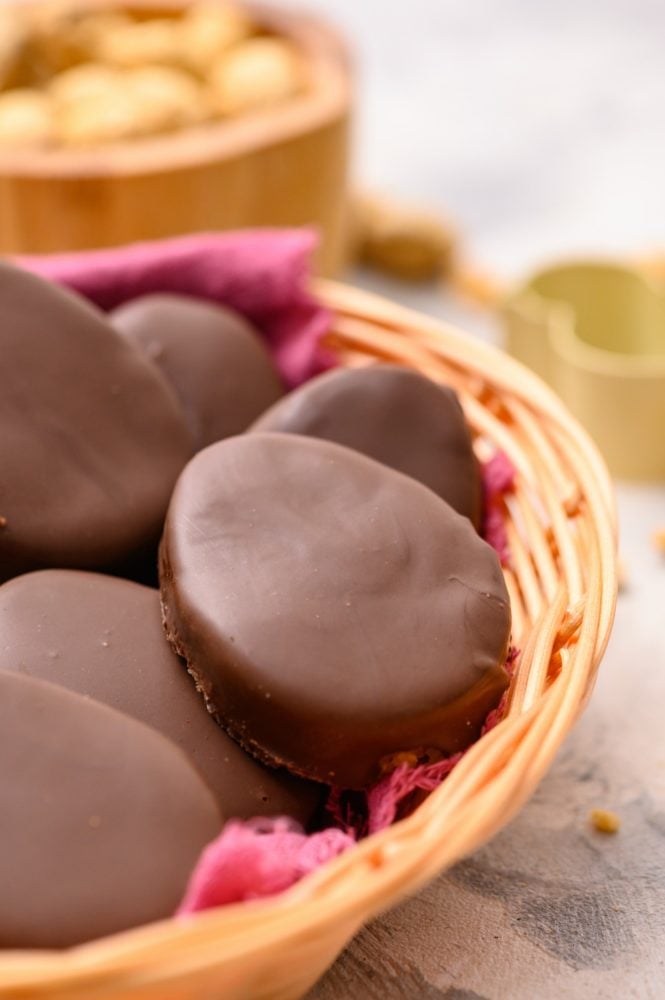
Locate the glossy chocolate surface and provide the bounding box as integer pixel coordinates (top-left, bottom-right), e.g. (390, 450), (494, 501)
(0, 263), (192, 583)
(0, 671), (220, 948)
(252, 364), (482, 526)
(0, 570), (320, 824)
(160, 433), (511, 789)
(112, 293), (284, 450)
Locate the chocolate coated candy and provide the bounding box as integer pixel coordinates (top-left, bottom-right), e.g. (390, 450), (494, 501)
(0, 570), (320, 824)
(112, 293), (283, 449)
(252, 364), (482, 526)
(160, 433), (511, 788)
(0, 671), (220, 948)
(0, 262), (192, 582)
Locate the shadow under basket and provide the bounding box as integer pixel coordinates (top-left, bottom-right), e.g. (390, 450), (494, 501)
(0, 281), (617, 1000)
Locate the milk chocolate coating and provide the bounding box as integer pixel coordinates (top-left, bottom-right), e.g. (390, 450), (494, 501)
(0, 570), (320, 824)
(160, 433), (511, 789)
(251, 364), (482, 526)
(0, 262), (192, 583)
(0, 671), (221, 949)
(112, 293), (284, 450)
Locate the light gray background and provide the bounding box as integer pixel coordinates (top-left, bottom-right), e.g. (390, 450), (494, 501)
(312, 0), (665, 276)
(299, 1), (665, 997)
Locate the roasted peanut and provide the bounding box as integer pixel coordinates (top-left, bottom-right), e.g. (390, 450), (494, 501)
(0, 88), (55, 147)
(56, 87), (150, 147)
(49, 64), (123, 110)
(94, 20), (183, 70)
(354, 193), (456, 282)
(24, 6), (132, 77)
(209, 37), (302, 116)
(126, 66), (209, 131)
(182, 3), (253, 75)
(54, 65), (207, 146)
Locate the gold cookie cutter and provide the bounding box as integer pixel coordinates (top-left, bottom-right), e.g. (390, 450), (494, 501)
(501, 258), (665, 480)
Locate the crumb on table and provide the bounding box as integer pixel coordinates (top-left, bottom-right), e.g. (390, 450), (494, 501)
(590, 808), (621, 834)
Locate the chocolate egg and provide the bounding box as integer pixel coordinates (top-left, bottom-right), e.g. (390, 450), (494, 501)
(0, 570), (321, 824)
(0, 262), (192, 582)
(112, 293), (283, 450)
(252, 364), (482, 526)
(160, 433), (511, 788)
(0, 671), (220, 948)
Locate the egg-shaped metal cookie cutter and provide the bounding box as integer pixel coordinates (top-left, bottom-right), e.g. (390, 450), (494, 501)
(501, 259), (665, 480)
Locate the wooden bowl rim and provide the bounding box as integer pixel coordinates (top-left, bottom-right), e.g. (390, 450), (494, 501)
(0, 0), (352, 178)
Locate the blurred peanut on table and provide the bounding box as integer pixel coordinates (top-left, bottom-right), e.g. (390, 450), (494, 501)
(351, 192), (457, 282)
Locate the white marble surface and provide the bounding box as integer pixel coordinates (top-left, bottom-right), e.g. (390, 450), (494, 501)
(299, 1), (665, 996)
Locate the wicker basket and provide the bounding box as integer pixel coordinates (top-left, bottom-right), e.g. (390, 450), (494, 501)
(0, 280), (617, 1000)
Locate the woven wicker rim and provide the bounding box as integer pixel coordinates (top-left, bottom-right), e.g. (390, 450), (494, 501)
(0, 279), (617, 997)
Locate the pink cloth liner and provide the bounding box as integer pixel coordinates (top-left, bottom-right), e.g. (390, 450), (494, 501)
(17, 228), (333, 389)
(18, 230), (518, 916)
(177, 820), (354, 913)
(481, 451), (515, 567)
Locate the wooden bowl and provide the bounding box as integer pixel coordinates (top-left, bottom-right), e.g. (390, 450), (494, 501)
(0, 279), (617, 1000)
(0, 2), (352, 274)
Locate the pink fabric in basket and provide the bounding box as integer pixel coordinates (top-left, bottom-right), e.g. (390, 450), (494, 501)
(17, 229), (333, 388)
(177, 820), (354, 914)
(482, 451), (516, 566)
